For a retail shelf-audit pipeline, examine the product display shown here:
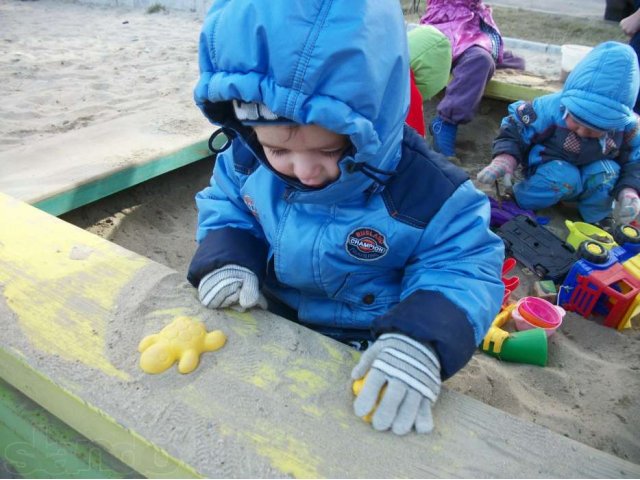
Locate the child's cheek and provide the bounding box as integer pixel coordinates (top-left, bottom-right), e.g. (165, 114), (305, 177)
(267, 155), (291, 177)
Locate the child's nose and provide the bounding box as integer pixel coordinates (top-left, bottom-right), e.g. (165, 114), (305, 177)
(293, 159), (319, 179)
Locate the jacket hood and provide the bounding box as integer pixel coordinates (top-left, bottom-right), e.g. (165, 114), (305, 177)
(194, 0), (410, 203)
(561, 41), (639, 131)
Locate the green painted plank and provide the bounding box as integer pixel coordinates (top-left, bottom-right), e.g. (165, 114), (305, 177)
(0, 348), (201, 479)
(32, 140), (213, 217)
(0, 379), (140, 479)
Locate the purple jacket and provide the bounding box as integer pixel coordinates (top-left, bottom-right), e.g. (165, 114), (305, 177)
(420, 0), (503, 63)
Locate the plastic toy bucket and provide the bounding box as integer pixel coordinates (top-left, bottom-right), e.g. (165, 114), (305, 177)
(565, 220), (616, 251)
(514, 297), (565, 336)
(483, 328), (548, 366)
(560, 44), (592, 81)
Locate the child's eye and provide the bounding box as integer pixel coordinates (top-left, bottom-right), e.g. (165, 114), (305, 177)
(321, 148), (345, 158)
(267, 148), (288, 157)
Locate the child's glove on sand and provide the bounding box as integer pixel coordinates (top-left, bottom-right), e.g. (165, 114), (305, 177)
(476, 154), (517, 184)
(351, 333), (441, 435)
(616, 188), (640, 225)
(198, 264), (267, 311)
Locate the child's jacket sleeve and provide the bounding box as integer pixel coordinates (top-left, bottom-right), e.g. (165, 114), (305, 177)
(187, 144), (269, 288)
(492, 94), (559, 164)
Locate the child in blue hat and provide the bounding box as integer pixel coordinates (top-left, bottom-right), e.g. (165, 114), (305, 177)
(478, 41), (640, 227)
(188, 0), (504, 435)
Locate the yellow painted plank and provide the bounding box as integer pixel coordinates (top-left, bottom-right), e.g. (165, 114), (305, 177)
(0, 191), (638, 478)
(0, 198), (147, 380)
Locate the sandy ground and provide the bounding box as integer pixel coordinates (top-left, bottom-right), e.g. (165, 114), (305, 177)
(0, 0), (203, 149)
(1, 0), (639, 466)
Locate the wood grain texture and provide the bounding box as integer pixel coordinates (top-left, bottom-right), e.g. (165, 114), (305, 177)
(485, 70), (562, 102)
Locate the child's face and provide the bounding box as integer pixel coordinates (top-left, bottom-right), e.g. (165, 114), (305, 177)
(565, 114), (604, 139)
(253, 124), (348, 188)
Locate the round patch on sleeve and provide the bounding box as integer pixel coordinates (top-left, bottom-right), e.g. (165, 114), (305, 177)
(516, 102), (537, 125)
(345, 228), (389, 261)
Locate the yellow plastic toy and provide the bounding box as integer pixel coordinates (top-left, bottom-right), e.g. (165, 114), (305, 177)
(622, 253), (640, 284)
(565, 220), (617, 251)
(482, 303), (516, 354)
(352, 374), (386, 423)
(138, 316), (226, 374)
(617, 291), (640, 330)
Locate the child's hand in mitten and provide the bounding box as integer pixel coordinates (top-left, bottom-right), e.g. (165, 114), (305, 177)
(198, 265), (267, 312)
(476, 154), (517, 184)
(615, 188), (640, 225)
(351, 333), (441, 435)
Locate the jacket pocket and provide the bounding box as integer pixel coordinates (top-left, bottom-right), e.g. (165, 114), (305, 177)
(331, 271), (400, 308)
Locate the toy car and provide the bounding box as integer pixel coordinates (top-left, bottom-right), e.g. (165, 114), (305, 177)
(497, 215), (579, 283)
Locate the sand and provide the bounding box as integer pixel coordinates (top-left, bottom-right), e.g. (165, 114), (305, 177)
(1, 0), (639, 467)
(0, 0), (203, 150)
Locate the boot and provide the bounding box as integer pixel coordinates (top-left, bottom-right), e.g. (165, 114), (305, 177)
(604, 0), (634, 21)
(429, 116), (458, 157)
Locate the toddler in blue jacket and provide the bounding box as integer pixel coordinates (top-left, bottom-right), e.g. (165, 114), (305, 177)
(188, 0), (504, 435)
(478, 42), (640, 227)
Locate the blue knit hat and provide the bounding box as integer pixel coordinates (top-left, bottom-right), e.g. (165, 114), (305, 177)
(561, 41), (639, 131)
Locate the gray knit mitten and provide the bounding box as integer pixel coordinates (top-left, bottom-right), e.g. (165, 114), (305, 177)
(351, 333), (441, 435)
(198, 264), (267, 312)
(616, 188), (640, 225)
(476, 154), (517, 184)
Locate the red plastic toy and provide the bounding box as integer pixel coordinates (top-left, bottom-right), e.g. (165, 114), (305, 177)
(559, 262), (640, 329)
(501, 257), (520, 306)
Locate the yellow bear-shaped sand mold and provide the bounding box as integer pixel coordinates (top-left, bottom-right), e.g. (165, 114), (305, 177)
(138, 316), (226, 374)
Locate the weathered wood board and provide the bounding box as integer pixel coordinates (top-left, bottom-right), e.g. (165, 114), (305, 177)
(0, 109), (213, 216)
(485, 69), (562, 102)
(0, 191), (638, 478)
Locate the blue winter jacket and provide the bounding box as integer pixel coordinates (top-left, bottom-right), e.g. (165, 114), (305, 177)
(188, 0), (505, 379)
(493, 41), (640, 196)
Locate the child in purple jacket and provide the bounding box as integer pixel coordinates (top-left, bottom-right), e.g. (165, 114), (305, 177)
(421, 0), (524, 158)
